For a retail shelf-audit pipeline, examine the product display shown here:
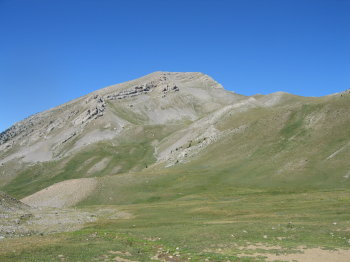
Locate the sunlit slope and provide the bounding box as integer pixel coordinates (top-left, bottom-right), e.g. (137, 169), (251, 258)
(80, 92), (350, 206)
(187, 94), (350, 188)
(1, 124), (176, 198)
(1, 72), (349, 205)
(0, 72), (242, 198)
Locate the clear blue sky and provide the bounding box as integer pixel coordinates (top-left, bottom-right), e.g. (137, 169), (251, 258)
(0, 0), (349, 132)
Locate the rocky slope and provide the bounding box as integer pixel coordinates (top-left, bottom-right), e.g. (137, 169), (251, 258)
(0, 191), (29, 213)
(0, 190), (128, 240)
(0, 72), (238, 164)
(0, 72), (349, 203)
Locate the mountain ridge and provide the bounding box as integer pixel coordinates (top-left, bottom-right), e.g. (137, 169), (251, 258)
(0, 72), (349, 202)
(1, 71), (343, 137)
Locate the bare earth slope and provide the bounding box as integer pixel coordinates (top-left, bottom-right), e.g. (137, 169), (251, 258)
(21, 178), (97, 208)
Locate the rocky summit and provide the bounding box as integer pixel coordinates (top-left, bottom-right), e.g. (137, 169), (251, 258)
(1, 72), (350, 261)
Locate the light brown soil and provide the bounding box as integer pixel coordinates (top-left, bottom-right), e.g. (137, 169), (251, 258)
(263, 248), (350, 262)
(235, 245), (350, 262)
(208, 243), (350, 262)
(21, 178), (97, 208)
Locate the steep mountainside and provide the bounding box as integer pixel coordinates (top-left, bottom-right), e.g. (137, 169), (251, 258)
(0, 72), (349, 203)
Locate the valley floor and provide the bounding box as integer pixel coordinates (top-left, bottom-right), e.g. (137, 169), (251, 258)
(1, 188), (350, 262)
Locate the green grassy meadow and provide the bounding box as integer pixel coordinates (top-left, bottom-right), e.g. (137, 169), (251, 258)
(1, 187), (350, 261)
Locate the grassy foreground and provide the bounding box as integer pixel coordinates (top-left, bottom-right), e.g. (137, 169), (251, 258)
(1, 188), (350, 261)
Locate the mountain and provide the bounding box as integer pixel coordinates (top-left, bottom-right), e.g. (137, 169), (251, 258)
(1, 72), (350, 261)
(0, 72), (350, 204)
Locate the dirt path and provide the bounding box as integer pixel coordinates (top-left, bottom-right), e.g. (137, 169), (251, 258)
(263, 248), (350, 262)
(234, 244), (350, 262)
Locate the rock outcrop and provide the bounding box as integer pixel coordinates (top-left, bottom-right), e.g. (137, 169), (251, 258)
(0, 191), (29, 212)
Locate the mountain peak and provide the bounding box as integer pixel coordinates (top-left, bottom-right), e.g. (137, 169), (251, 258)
(99, 71), (224, 97)
(0, 71), (238, 165)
